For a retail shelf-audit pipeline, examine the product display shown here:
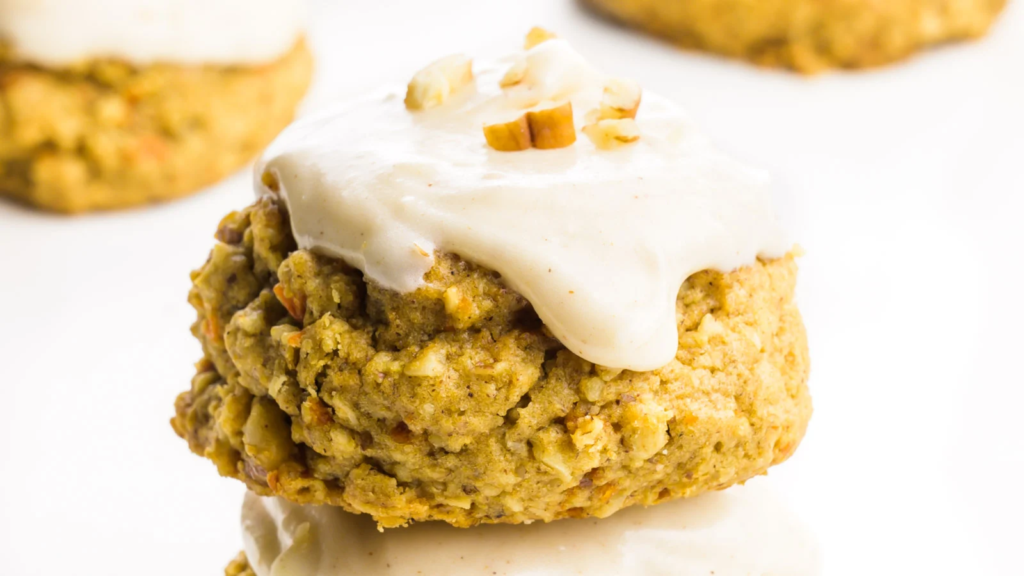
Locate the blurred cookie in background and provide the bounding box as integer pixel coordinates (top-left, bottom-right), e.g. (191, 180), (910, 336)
(580, 0), (1007, 72)
(0, 0), (312, 213)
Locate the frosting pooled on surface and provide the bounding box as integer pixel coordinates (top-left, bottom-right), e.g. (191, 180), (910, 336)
(258, 38), (789, 370)
(0, 0), (304, 65)
(241, 481), (820, 576)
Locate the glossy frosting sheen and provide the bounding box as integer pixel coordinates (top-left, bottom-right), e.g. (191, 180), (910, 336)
(0, 0), (304, 65)
(242, 481), (820, 576)
(259, 39), (789, 370)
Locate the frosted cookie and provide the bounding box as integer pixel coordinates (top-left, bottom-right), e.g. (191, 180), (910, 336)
(0, 0), (312, 212)
(580, 0), (1007, 72)
(172, 31), (811, 528)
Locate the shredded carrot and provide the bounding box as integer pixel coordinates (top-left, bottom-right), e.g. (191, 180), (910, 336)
(305, 398), (333, 426)
(202, 314), (222, 343)
(273, 284), (306, 320)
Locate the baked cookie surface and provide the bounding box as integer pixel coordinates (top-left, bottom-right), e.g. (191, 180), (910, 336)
(172, 194), (811, 528)
(580, 0), (1007, 72)
(225, 552), (255, 576)
(0, 40), (312, 213)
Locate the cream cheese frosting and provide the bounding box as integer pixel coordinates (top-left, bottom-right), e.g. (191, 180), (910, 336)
(258, 38), (789, 370)
(241, 481), (820, 576)
(0, 0), (305, 66)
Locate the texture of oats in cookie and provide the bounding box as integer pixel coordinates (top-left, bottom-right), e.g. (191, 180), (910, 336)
(172, 194), (811, 528)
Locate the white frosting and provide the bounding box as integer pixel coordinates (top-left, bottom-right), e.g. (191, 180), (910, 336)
(241, 481), (820, 576)
(258, 39), (789, 370)
(0, 0), (305, 65)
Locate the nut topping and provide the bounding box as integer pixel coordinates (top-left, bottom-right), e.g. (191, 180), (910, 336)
(405, 54), (474, 110)
(484, 114), (532, 151)
(524, 26), (558, 50)
(583, 118), (640, 149)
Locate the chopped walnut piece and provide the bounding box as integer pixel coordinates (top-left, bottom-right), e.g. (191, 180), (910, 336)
(527, 102), (576, 149)
(583, 118), (640, 149)
(599, 78), (642, 120)
(524, 27), (558, 50)
(500, 57), (528, 88)
(483, 114), (532, 151)
(404, 54), (474, 110)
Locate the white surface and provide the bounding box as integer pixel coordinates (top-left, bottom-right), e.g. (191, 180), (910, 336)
(241, 481), (818, 576)
(0, 0), (304, 65)
(0, 0), (1022, 574)
(263, 38), (787, 372)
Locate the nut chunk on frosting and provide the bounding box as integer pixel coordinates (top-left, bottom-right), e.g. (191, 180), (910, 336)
(524, 26), (559, 49)
(582, 78), (643, 149)
(583, 118), (640, 149)
(405, 54), (474, 110)
(257, 31), (790, 371)
(482, 31), (644, 152)
(484, 102), (578, 151)
(526, 102), (577, 149)
(483, 115), (532, 151)
(597, 78), (642, 120)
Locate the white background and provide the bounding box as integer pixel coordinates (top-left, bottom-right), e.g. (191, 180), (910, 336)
(1, 0), (1022, 574)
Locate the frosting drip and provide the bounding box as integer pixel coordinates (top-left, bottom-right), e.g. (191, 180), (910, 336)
(259, 39), (788, 370)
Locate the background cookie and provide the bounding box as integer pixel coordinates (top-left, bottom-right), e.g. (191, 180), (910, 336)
(580, 0), (1007, 72)
(0, 41), (312, 213)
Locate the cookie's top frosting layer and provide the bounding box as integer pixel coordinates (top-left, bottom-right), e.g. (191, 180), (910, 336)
(241, 482), (819, 576)
(0, 0), (304, 65)
(259, 38), (788, 370)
